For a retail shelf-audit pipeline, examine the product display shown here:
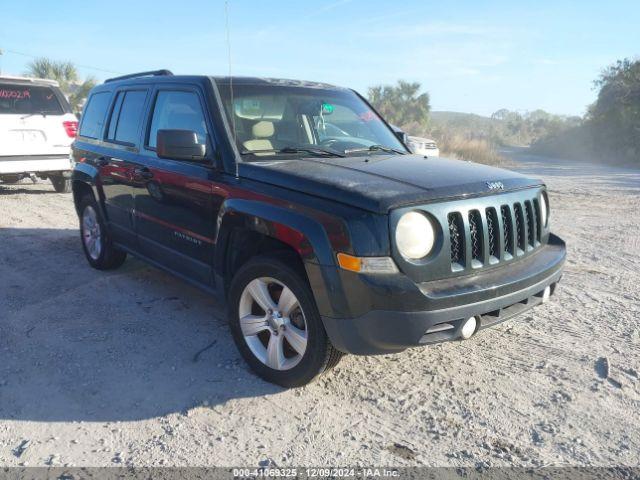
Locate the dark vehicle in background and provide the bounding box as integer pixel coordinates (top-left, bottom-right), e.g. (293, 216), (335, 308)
(71, 71), (565, 387)
(0, 76), (77, 192)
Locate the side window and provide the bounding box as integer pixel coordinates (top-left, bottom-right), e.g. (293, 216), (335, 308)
(107, 93), (124, 140)
(79, 92), (111, 139)
(107, 90), (147, 145)
(148, 91), (208, 149)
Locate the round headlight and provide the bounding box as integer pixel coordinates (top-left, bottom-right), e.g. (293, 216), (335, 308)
(395, 211), (436, 259)
(540, 194), (549, 228)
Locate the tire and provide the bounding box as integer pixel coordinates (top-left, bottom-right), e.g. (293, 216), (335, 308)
(51, 176), (72, 193)
(1, 175), (22, 184)
(228, 254), (342, 387)
(78, 195), (127, 270)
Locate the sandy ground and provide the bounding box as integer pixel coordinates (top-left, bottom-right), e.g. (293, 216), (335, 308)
(0, 151), (639, 468)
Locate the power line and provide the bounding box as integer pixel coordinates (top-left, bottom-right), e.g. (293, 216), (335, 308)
(1, 48), (123, 75)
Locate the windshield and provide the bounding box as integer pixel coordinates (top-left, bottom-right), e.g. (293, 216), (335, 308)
(216, 81), (407, 159)
(0, 84), (64, 115)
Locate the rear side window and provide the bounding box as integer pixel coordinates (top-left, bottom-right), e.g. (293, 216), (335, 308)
(0, 83), (64, 115)
(107, 90), (147, 145)
(79, 92), (111, 139)
(148, 91), (208, 148)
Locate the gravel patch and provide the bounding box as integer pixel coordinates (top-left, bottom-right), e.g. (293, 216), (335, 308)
(0, 152), (638, 467)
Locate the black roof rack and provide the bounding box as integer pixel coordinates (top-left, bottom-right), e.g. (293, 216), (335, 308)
(105, 69), (173, 83)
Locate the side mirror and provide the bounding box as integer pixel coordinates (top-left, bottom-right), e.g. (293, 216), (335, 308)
(394, 130), (408, 145)
(156, 129), (207, 161)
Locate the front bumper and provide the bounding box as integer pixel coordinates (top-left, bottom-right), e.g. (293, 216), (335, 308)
(0, 155), (72, 175)
(321, 234), (566, 354)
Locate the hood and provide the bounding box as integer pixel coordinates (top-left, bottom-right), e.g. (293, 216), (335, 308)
(238, 154), (542, 214)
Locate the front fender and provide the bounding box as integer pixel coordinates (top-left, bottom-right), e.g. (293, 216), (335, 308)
(214, 198), (353, 318)
(215, 198), (344, 265)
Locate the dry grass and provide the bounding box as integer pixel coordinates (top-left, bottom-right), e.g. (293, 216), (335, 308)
(400, 121), (507, 167)
(438, 134), (506, 166)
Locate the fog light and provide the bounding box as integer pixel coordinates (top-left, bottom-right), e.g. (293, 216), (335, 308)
(542, 286), (551, 304)
(460, 317), (477, 339)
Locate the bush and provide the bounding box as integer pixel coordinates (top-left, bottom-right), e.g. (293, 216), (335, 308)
(438, 134), (506, 166)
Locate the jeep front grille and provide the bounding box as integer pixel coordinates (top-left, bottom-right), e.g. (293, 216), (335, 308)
(445, 194), (543, 273)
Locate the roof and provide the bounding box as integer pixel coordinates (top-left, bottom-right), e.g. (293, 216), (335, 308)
(0, 75), (60, 87)
(99, 70), (346, 91)
(211, 76), (345, 90)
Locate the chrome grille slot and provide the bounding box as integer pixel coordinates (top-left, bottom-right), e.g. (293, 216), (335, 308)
(486, 207), (500, 261)
(533, 199), (542, 243)
(448, 212), (465, 270)
(514, 203), (525, 254)
(468, 210), (483, 267)
(500, 205), (514, 258)
(525, 200), (535, 248)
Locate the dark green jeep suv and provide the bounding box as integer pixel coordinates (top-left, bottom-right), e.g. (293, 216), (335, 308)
(71, 70), (565, 386)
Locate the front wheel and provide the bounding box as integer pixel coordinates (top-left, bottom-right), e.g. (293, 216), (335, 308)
(78, 195), (127, 270)
(50, 175), (71, 193)
(228, 255), (342, 387)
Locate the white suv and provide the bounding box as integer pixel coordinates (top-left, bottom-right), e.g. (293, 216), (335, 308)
(407, 136), (440, 157)
(0, 76), (77, 192)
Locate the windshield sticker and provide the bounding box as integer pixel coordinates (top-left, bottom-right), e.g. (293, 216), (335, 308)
(359, 111), (376, 122)
(321, 102), (334, 114)
(0, 89), (31, 100)
(235, 98), (262, 117)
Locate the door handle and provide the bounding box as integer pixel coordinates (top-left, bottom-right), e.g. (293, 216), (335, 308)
(133, 167), (154, 180)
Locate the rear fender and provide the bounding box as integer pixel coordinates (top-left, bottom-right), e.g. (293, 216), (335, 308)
(72, 163), (105, 218)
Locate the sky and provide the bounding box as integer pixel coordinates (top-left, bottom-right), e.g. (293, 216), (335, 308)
(0, 0), (638, 117)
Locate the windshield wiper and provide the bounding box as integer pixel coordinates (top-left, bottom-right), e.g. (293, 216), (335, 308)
(20, 111), (56, 120)
(240, 146), (345, 158)
(344, 144), (406, 155)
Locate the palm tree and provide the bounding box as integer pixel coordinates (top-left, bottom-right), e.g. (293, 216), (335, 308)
(368, 80), (431, 128)
(25, 58), (96, 113)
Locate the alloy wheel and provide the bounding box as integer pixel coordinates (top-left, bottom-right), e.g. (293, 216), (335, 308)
(238, 277), (308, 370)
(82, 205), (102, 260)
